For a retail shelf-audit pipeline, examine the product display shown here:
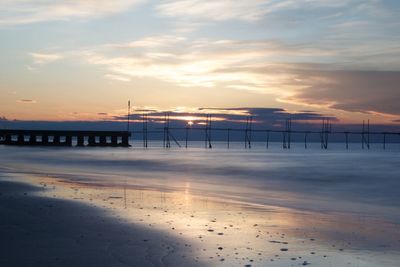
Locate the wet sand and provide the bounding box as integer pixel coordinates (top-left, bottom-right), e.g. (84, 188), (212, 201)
(1, 172), (399, 267)
(0, 180), (203, 267)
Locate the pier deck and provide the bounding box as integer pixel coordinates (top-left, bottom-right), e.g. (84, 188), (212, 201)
(0, 130), (130, 147)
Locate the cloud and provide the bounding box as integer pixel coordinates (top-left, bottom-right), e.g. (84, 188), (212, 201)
(75, 34), (400, 117)
(283, 70), (400, 116)
(0, 0), (145, 26)
(17, 99), (37, 104)
(107, 36), (187, 48)
(113, 107), (336, 126)
(156, 0), (390, 22)
(82, 36), (336, 91)
(30, 53), (63, 64)
(157, 0), (270, 22)
(104, 74), (131, 82)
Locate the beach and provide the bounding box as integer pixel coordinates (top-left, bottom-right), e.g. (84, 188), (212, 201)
(1, 143), (399, 266)
(0, 180), (204, 267)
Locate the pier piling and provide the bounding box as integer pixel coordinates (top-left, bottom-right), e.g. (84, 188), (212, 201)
(205, 114), (212, 149)
(245, 116), (252, 149)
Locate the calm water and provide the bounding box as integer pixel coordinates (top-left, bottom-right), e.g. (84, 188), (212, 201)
(1, 142), (400, 266)
(1, 141), (399, 221)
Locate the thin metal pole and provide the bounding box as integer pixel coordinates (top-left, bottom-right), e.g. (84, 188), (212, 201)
(383, 133), (386, 150)
(166, 113), (170, 148)
(205, 115), (208, 148)
(245, 117), (247, 149)
(163, 113), (166, 148)
(362, 120), (365, 149)
(127, 100), (131, 132)
(367, 119), (370, 149)
(209, 115), (212, 149)
(249, 116), (252, 149)
(304, 132), (308, 149)
(288, 118), (291, 149)
(185, 125), (189, 148)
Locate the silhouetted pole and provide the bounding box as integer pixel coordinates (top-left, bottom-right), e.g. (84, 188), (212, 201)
(283, 118), (291, 149)
(362, 120), (365, 149)
(163, 113), (171, 148)
(288, 119), (291, 149)
(304, 132), (308, 149)
(185, 124), (189, 148)
(142, 113), (148, 148)
(163, 113), (166, 148)
(367, 120), (370, 149)
(362, 120), (370, 150)
(205, 114), (212, 149)
(245, 116), (252, 149)
(245, 117), (248, 149)
(249, 117), (252, 149)
(383, 133), (386, 150)
(320, 118), (330, 149)
(166, 113), (170, 148)
(345, 132), (349, 150)
(127, 100), (131, 132)
(266, 130), (270, 149)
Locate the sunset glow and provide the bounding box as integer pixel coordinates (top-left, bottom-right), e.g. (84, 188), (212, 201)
(1, 3), (400, 266)
(0, 1), (399, 125)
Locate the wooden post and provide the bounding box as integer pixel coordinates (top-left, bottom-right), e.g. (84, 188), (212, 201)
(205, 114), (212, 149)
(17, 134), (24, 145)
(29, 135), (36, 145)
(362, 120), (365, 149)
(99, 136), (107, 146)
(88, 136), (95, 146)
(77, 136), (84, 146)
(65, 135), (72, 146)
(304, 132), (308, 149)
(185, 125), (189, 148)
(143, 113), (148, 148)
(54, 135), (61, 145)
(42, 135), (49, 145)
(5, 134), (11, 144)
(111, 136), (118, 147)
(383, 133), (386, 150)
(245, 116), (252, 149)
(121, 134), (129, 147)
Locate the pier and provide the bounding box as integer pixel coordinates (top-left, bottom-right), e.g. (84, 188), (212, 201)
(135, 114), (400, 150)
(1, 115), (399, 150)
(0, 130), (130, 147)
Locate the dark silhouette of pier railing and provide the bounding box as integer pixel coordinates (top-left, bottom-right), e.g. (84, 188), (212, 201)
(1, 115), (399, 150)
(0, 130), (130, 147)
(132, 114), (400, 150)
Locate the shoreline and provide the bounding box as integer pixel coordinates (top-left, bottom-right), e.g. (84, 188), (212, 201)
(0, 180), (203, 267)
(1, 171), (399, 266)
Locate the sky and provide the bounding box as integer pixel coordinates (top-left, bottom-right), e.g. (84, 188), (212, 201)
(1, 0), (400, 126)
